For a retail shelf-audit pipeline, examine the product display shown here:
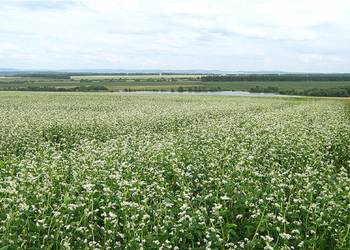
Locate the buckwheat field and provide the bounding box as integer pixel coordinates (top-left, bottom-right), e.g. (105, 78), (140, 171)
(0, 92), (349, 249)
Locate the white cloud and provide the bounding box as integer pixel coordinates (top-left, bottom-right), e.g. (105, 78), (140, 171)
(0, 0), (349, 72)
(0, 43), (19, 53)
(84, 0), (139, 12)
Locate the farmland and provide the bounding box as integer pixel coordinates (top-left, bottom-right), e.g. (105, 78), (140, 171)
(1, 73), (350, 96)
(0, 92), (349, 249)
(71, 74), (203, 80)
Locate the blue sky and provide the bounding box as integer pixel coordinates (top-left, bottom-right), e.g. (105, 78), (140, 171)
(0, 0), (350, 72)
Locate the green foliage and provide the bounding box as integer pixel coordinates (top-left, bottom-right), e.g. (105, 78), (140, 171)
(0, 92), (349, 249)
(4, 85), (109, 92)
(250, 86), (279, 93)
(2, 73), (350, 97)
(202, 74), (350, 82)
(251, 86), (350, 97)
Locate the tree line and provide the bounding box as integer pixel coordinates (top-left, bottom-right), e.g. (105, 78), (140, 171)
(202, 74), (350, 82)
(250, 86), (350, 97)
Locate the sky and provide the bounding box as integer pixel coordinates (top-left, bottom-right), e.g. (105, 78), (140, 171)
(0, 0), (350, 72)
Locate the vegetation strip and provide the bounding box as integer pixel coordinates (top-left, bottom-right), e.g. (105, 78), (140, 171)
(0, 92), (349, 249)
(1, 74), (350, 97)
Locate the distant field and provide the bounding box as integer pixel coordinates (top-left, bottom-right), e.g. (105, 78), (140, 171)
(1, 75), (350, 96)
(71, 74), (204, 80)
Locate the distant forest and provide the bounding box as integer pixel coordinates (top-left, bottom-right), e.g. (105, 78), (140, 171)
(249, 85), (350, 97)
(202, 74), (350, 82)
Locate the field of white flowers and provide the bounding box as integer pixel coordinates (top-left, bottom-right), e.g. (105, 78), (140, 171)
(0, 92), (349, 249)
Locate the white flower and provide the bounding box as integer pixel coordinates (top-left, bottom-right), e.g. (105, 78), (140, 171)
(280, 233), (292, 240)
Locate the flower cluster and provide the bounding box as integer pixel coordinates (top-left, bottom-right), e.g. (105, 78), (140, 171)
(0, 92), (349, 249)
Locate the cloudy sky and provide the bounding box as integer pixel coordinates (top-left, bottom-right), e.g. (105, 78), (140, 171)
(1, 0), (350, 72)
